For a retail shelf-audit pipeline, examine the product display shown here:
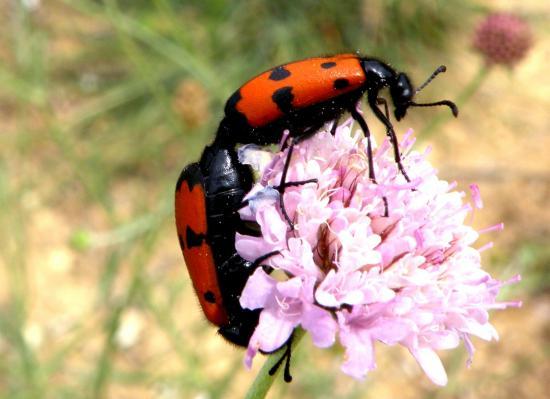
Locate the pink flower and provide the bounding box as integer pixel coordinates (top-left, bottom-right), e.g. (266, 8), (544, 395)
(236, 121), (520, 385)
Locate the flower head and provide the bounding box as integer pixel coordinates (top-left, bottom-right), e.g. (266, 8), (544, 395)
(473, 12), (533, 67)
(236, 120), (520, 385)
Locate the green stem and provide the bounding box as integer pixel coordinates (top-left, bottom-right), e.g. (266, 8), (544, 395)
(244, 328), (306, 399)
(420, 64), (491, 138)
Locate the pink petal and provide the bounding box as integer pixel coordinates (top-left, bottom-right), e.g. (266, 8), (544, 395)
(301, 305), (337, 348)
(257, 206), (288, 245)
(240, 268), (276, 310)
(277, 277), (303, 298)
(371, 317), (412, 344)
(426, 331), (460, 350)
(244, 341), (259, 369)
(340, 335), (375, 380)
(254, 308), (296, 353)
(235, 233), (278, 261)
(411, 346), (448, 386)
(469, 184), (483, 209)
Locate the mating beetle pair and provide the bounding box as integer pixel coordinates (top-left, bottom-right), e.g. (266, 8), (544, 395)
(174, 53), (457, 379)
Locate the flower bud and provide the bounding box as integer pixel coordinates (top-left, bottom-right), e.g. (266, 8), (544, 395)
(473, 12), (533, 67)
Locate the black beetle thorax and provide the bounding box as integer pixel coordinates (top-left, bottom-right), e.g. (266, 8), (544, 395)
(360, 58), (397, 91)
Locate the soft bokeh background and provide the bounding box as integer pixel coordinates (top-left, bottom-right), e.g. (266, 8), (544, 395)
(1, 0), (548, 398)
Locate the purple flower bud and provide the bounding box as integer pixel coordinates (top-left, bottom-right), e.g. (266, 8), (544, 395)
(473, 12), (533, 67)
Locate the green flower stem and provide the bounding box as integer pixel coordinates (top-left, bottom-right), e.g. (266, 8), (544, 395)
(420, 64), (491, 138)
(244, 328), (306, 399)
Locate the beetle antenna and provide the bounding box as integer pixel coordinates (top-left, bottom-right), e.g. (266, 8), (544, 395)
(415, 65), (447, 94)
(409, 100), (459, 117)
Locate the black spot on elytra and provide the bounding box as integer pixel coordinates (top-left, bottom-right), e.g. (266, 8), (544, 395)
(176, 164), (201, 191)
(224, 89), (242, 114)
(223, 89), (250, 128)
(321, 61), (337, 69)
(175, 173), (185, 192)
(204, 291), (216, 303)
(178, 234), (185, 250)
(334, 78), (350, 90)
(186, 226), (206, 248)
(271, 86), (294, 113)
(268, 66), (291, 81)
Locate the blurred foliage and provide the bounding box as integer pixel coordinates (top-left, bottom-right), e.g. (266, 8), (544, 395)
(0, 0), (547, 398)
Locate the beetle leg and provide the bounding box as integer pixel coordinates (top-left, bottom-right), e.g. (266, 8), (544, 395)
(242, 122), (325, 230)
(274, 136), (320, 229)
(268, 332), (294, 383)
(368, 93), (412, 183)
(277, 141), (298, 228)
(350, 108), (376, 182)
(376, 97), (390, 121)
(330, 116), (341, 135)
(350, 107), (389, 217)
(251, 250), (281, 273)
(235, 146), (316, 230)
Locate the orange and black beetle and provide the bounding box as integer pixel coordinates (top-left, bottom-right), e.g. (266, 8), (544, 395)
(175, 142), (296, 380)
(175, 142), (260, 347)
(218, 53), (457, 181)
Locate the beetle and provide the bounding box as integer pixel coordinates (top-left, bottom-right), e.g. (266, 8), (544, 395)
(217, 53), (458, 182)
(175, 141), (260, 347)
(175, 141), (298, 381)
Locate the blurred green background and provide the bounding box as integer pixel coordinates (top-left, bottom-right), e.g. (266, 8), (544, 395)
(0, 0), (548, 398)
